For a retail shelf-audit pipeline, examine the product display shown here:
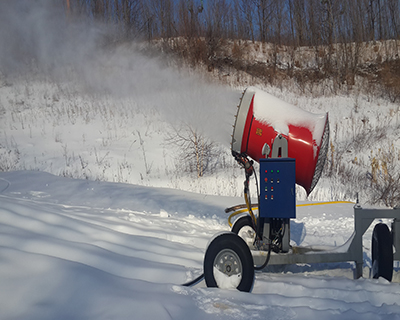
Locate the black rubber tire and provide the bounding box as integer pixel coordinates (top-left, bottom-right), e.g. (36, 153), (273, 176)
(231, 215), (254, 234)
(204, 233), (254, 292)
(371, 223), (393, 281)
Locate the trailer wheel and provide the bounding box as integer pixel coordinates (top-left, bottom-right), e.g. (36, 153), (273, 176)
(231, 215), (256, 245)
(204, 233), (254, 292)
(371, 223), (393, 281)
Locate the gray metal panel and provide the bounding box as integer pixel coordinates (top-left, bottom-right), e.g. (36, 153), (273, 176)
(393, 219), (400, 260)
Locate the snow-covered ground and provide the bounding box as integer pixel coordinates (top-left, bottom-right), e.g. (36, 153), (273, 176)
(1, 2), (400, 319)
(1, 171), (400, 319)
(2, 72), (399, 203)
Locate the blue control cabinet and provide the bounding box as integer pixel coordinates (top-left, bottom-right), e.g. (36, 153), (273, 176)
(259, 158), (296, 219)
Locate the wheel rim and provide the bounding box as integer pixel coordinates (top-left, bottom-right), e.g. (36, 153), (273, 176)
(213, 248), (243, 289)
(204, 233), (254, 292)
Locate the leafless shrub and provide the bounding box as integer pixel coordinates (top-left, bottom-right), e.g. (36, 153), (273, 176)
(348, 126), (387, 154)
(137, 130), (153, 175)
(325, 135), (400, 207)
(378, 61), (400, 103)
(166, 123), (218, 178)
(0, 147), (20, 171)
(369, 144), (400, 207)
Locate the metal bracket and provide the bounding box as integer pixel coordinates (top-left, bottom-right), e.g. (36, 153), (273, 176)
(271, 135), (288, 158)
(262, 143), (270, 157)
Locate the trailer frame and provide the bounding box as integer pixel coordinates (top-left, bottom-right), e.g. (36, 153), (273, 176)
(251, 205), (400, 279)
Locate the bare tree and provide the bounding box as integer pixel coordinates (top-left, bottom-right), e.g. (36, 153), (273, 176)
(147, 0), (175, 38)
(205, 0), (230, 39)
(292, 0), (306, 46)
(167, 123), (217, 178)
(176, 0), (204, 39)
(388, 0), (400, 41)
(235, 0), (255, 41)
(252, 0), (273, 42)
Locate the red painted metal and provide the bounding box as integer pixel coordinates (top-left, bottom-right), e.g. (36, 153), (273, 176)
(232, 87), (329, 195)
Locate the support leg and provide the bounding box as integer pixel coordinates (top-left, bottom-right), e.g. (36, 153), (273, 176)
(354, 262), (363, 279)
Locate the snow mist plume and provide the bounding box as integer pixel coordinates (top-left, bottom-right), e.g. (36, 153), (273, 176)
(0, 0), (238, 146)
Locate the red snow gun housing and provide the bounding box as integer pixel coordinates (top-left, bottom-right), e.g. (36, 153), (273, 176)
(232, 87), (329, 195)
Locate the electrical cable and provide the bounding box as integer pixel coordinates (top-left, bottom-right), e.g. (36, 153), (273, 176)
(0, 178), (10, 194)
(253, 167), (260, 202)
(252, 168), (264, 241)
(254, 240), (272, 271)
(181, 273), (204, 287)
(244, 191), (257, 229)
(296, 200), (354, 206)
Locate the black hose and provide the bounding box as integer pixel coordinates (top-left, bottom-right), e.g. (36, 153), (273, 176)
(254, 240), (272, 271)
(181, 273), (204, 287)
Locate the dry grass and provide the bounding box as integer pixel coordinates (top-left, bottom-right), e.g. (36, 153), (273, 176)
(155, 38), (400, 99)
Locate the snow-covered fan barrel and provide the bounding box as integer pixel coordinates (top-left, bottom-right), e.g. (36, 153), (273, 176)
(232, 87), (329, 195)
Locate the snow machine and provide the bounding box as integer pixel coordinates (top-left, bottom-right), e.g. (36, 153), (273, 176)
(203, 87), (400, 292)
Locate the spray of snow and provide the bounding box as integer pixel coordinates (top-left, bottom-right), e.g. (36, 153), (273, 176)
(0, 0), (238, 147)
